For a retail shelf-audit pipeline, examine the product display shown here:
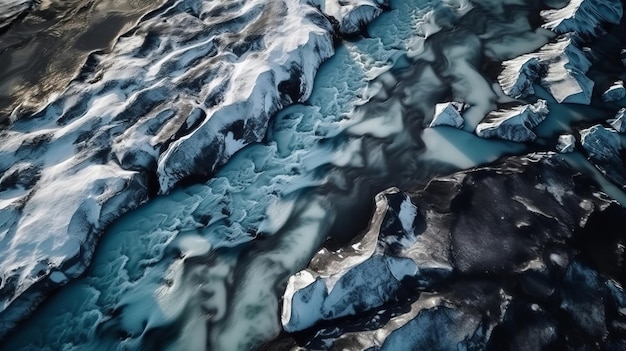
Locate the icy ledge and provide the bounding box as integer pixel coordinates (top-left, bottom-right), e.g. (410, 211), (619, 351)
(0, 0), (386, 334)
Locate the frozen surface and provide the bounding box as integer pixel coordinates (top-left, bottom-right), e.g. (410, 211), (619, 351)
(602, 81), (626, 102)
(580, 124), (626, 189)
(557, 134), (576, 153)
(476, 99), (549, 142)
(3, 0), (626, 349)
(500, 0), (623, 105)
(0, 0), (383, 334)
(429, 102), (465, 129)
(500, 37), (595, 104)
(542, 0), (623, 37)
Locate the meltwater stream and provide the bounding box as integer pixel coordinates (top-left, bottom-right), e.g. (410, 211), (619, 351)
(2, 0), (625, 350)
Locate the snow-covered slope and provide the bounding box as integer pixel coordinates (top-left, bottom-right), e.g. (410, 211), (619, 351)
(0, 0), (387, 332)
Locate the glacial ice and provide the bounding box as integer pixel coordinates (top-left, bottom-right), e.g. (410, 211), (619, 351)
(379, 307), (485, 351)
(500, 37), (595, 104)
(609, 108), (626, 133)
(557, 134), (576, 153)
(0, 0), (384, 334)
(429, 102), (465, 129)
(320, 0), (389, 35)
(500, 0), (623, 105)
(580, 124), (626, 189)
(476, 99), (549, 142)
(602, 81), (626, 102)
(3, 0), (626, 349)
(542, 0), (623, 38)
(499, 57), (545, 99)
(285, 255), (418, 332)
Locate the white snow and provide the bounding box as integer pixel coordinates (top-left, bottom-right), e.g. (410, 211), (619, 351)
(321, 0), (388, 35)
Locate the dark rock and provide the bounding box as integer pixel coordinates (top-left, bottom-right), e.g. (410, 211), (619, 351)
(282, 152), (626, 349)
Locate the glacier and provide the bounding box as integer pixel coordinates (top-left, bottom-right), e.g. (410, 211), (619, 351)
(0, 0), (626, 350)
(0, 0), (389, 335)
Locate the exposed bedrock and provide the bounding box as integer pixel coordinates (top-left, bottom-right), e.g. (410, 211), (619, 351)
(281, 152), (626, 350)
(0, 0), (386, 335)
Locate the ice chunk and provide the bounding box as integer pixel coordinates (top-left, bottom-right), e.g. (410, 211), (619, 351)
(429, 102), (465, 129)
(542, 0), (623, 38)
(499, 37), (594, 105)
(580, 124), (626, 189)
(476, 99), (549, 142)
(608, 108), (626, 133)
(602, 81), (626, 102)
(556, 134), (576, 153)
(499, 57), (545, 99)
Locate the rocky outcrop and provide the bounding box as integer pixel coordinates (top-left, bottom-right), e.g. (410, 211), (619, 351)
(280, 153), (626, 350)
